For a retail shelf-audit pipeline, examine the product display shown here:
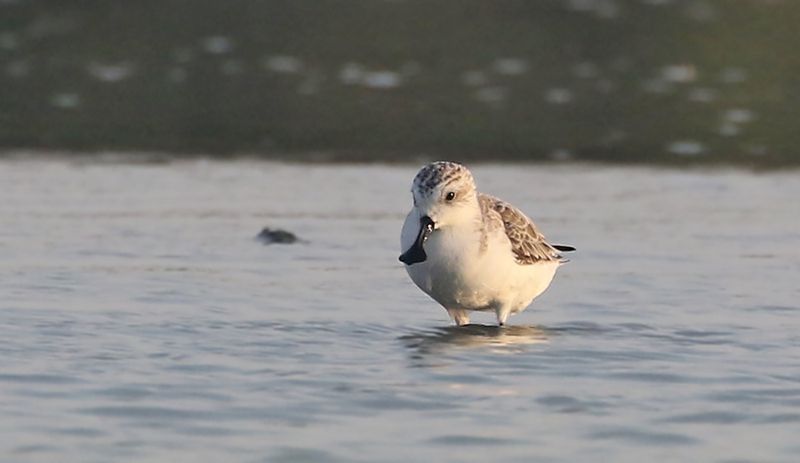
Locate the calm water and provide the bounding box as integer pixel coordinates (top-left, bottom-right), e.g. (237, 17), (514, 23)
(1, 159), (798, 462)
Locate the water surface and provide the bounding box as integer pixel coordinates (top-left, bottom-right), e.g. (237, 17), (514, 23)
(1, 160), (798, 462)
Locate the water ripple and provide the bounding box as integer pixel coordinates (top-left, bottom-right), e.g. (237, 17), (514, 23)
(536, 394), (612, 415)
(661, 411), (749, 424)
(587, 427), (700, 446)
(0, 373), (82, 384)
(429, 434), (521, 446)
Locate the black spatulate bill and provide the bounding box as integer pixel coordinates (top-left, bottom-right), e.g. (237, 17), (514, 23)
(399, 216), (435, 265)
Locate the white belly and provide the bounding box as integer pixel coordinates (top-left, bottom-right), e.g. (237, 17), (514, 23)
(401, 211), (558, 314)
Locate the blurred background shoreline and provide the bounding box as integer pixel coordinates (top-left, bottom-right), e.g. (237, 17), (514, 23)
(2, 0), (799, 167)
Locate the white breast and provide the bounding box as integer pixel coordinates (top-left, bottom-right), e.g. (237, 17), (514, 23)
(401, 209), (557, 314)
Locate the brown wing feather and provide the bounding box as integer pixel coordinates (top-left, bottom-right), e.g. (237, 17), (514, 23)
(478, 193), (563, 265)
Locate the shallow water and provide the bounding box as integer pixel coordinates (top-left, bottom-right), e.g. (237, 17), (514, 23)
(1, 159), (798, 462)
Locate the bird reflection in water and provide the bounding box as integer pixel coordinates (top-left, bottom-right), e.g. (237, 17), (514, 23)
(400, 324), (549, 361)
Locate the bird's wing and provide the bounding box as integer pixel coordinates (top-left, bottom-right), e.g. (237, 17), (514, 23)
(478, 193), (568, 265)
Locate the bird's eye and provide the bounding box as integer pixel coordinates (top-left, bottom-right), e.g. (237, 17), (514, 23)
(445, 192), (455, 201)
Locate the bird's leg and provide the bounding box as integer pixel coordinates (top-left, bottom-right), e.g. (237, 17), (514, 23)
(495, 305), (512, 327)
(446, 308), (470, 326)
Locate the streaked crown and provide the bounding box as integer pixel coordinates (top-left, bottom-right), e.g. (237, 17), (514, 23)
(412, 161), (475, 197)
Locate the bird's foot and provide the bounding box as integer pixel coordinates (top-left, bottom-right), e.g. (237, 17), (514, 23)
(446, 308), (471, 326)
(495, 306), (511, 327)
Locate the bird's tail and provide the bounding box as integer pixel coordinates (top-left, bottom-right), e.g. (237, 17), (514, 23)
(553, 244), (575, 264)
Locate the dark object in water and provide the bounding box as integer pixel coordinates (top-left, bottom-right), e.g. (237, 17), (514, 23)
(256, 227), (299, 244)
(553, 244), (576, 252)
